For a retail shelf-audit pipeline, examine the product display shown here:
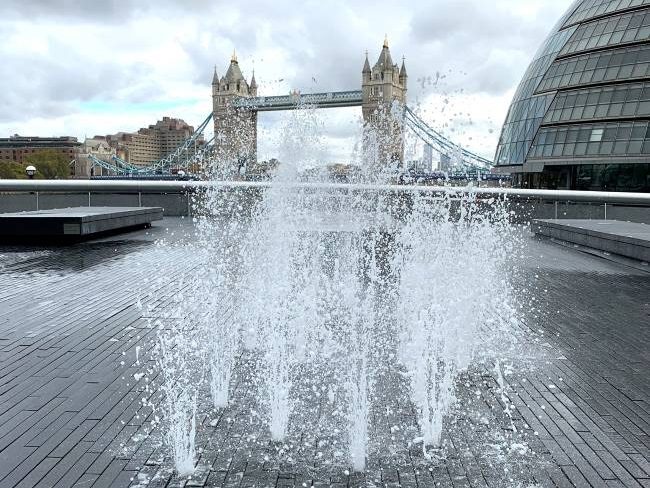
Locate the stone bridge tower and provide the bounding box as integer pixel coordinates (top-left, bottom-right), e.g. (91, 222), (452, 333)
(212, 52), (258, 173)
(362, 37), (407, 167)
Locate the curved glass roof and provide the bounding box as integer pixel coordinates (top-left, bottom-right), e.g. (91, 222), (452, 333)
(543, 81), (650, 123)
(560, 8), (650, 57)
(495, 0), (650, 169)
(536, 44), (650, 93)
(494, 27), (576, 166)
(563, 0), (650, 28)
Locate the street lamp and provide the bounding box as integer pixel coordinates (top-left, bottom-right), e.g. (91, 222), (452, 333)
(25, 165), (36, 179)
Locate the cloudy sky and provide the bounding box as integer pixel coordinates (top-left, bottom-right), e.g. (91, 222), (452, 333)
(0, 0), (574, 163)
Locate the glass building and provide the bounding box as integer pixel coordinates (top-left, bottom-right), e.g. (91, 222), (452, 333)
(495, 0), (650, 192)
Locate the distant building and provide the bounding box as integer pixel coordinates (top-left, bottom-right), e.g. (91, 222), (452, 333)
(423, 144), (433, 171)
(75, 138), (117, 178)
(439, 153), (451, 172)
(98, 117), (201, 167)
(0, 135), (81, 164)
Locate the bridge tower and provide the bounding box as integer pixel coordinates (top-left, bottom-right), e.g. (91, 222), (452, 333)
(362, 37), (407, 167)
(212, 51), (258, 172)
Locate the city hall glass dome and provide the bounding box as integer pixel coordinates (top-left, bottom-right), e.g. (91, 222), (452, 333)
(495, 0), (650, 191)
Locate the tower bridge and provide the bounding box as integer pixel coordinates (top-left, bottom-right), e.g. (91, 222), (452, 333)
(212, 37), (407, 168)
(89, 38), (494, 177)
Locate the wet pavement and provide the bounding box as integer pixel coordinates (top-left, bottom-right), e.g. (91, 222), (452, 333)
(0, 217), (648, 487)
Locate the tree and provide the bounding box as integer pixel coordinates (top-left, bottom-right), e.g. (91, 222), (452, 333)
(25, 150), (71, 179)
(0, 161), (26, 179)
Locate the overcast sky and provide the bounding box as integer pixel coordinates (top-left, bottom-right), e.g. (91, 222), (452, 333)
(0, 0), (574, 163)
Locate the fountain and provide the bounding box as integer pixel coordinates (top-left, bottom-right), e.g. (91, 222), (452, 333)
(153, 103), (519, 477)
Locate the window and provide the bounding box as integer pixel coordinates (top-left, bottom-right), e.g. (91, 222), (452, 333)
(537, 44), (650, 93)
(530, 120), (650, 159)
(543, 81), (650, 123)
(591, 128), (604, 141)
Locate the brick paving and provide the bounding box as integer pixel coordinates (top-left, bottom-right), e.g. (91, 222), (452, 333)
(0, 217), (648, 487)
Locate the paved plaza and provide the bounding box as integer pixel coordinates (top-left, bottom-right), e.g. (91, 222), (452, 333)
(0, 218), (648, 487)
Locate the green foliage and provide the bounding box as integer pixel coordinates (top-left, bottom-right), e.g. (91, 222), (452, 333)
(0, 150), (73, 179)
(0, 161), (26, 179)
(25, 150), (71, 179)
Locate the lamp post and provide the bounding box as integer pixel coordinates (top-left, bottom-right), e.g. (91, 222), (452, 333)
(25, 165), (36, 179)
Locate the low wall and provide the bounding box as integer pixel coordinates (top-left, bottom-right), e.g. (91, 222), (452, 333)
(510, 200), (650, 225)
(0, 192), (193, 217)
(0, 181), (648, 223)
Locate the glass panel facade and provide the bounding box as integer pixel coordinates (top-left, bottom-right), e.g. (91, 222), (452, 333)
(575, 162), (650, 189)
(529, 120), (650, 158)
(543, 81), (650, 123)
(494, 26), (577, 165)
(537, 44), (650, 93)
(560, 8), (650, 56)
(495, 94), (555, 165)
(493, 1), (584, 166)
(496, 0), (650, 190)
(563, 0), (650, 28)
(511, 163), (650, 191)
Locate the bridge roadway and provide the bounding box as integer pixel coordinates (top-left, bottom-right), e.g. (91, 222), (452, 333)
(0, 218), (648, 487)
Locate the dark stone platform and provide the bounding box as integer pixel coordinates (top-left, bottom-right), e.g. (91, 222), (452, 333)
(532, 219), (650, 263)
(0, 218), (648, 487)
(0, 207), (163, 241)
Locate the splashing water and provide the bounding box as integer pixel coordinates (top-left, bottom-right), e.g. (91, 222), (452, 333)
(156, 282), (203, 476)
(153, 103), (519, 476)
(395, 192), (515, 449)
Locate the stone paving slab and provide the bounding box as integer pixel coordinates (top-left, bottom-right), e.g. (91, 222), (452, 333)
(0, 219), (648, 487)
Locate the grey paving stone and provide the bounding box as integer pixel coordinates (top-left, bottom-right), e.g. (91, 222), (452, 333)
(629, 453), (650, 477)
(11, 456), (57, 488)
(91, 458), (128, 488)
(0, 219), (648, 488)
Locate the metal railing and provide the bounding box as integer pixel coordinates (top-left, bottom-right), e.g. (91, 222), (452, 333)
(1, 179), (649, 205)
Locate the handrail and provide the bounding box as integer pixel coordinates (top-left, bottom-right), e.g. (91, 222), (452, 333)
(1, 179), (649, 204)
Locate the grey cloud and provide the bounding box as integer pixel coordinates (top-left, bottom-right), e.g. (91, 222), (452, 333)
(0, 0), (575, 156)
(409, 0), (558, 50)
(0, 0), (217, 22)
(0, 41), (156, 122)
(406, 0), (571, 96)
(177, 0), (409, 94)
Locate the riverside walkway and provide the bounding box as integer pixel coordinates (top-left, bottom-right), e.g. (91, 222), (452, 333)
(0, 218), (648, 488)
